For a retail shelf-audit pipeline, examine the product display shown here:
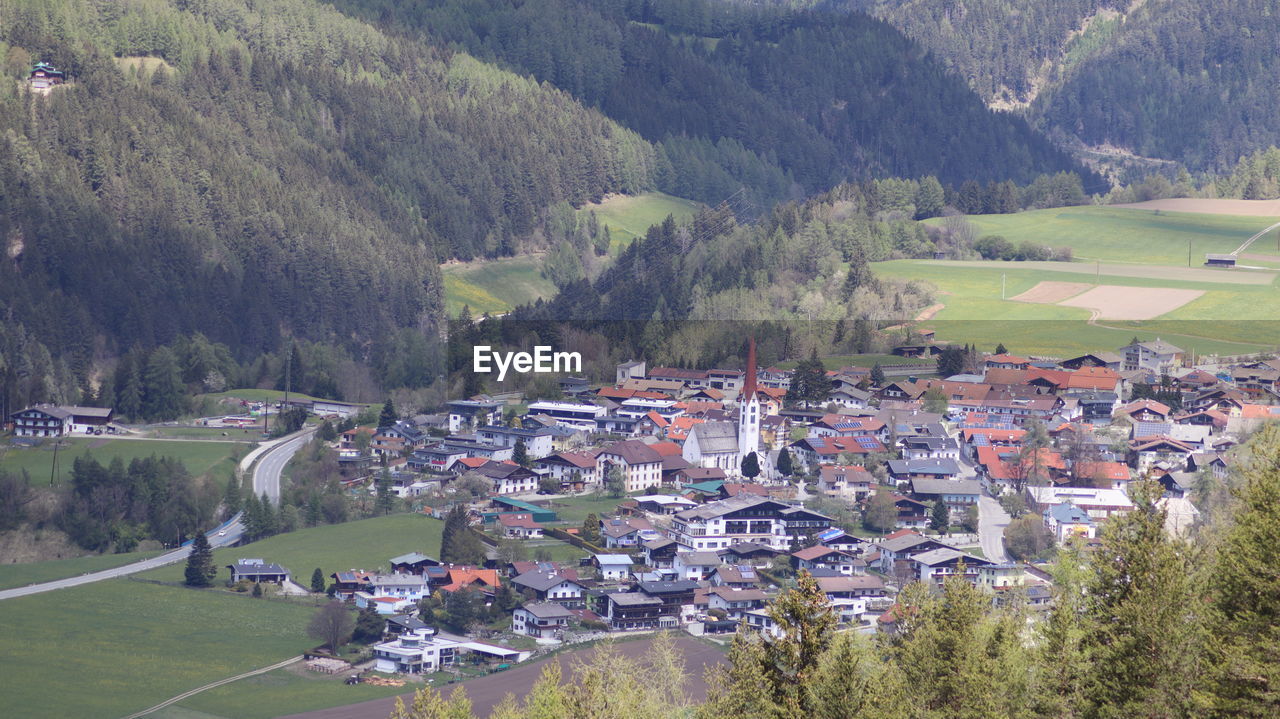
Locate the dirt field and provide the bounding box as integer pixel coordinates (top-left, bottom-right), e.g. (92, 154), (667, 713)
(1009, 281), (1092, 304)
(1058, 285), (1204, 320)
(913, 303), (945, 321)
(919, 260), (1276, 286)
(279, 635), (726, 719)
(1112, 198), (1280, 217)
(1239, 253), (1280, 263)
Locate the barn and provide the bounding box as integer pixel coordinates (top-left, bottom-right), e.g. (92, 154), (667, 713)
(1204, 253), (1237, 267)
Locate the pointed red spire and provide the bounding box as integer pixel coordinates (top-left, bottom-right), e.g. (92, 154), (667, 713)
(744, 337), (757, 400)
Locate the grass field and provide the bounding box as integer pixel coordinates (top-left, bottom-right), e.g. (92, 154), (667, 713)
(140, 513), (446, 584)
(0, 579), (317, 719)
(579, 192), (700, 247)
(0, 437), (246, 486)
(443, 193), (698, 317)
(0, 549), (162, 590)
(150, 666), (410, 719)
(925, 205), (1280, 267)
(775, 353), (936, 370)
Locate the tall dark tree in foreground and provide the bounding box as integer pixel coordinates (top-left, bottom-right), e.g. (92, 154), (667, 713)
(776, 448), (794, 478)
(184, 531), (217, 587)
(379, 398), (398, 428)
(310, 567), (326, 594)
(440, 505), (484, 565)
(741, 452), (760, 480)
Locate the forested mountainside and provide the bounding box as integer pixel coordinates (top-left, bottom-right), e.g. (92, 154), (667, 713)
(852, 0), (1129, 108)
(0, 0), (659, 390)
(325, 0), (1091, 204)
(1035, 0), (1280, 172)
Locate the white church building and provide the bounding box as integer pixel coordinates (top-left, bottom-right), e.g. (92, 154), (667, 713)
(680, 339), (763, 477)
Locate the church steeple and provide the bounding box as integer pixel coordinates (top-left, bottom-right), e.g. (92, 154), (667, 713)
(738, 338), (760, 462)
(744, 337), (757, 400)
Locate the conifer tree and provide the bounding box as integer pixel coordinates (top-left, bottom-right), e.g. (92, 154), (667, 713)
(379, 398), (397, 428)
(870, 363), (886, 387)
(184, 531), (217, 587)
(311, 567), (325, 594)
(513, 439), (530, 468)
(929, 499), (950, 532)
(776, 448), (794, 478)
(741, 451), (760, 480)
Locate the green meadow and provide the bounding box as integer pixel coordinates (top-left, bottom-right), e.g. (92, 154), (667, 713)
(580, 191), (700, 247)
(0, 549), (163, 590)
(0, 437), (245, 487)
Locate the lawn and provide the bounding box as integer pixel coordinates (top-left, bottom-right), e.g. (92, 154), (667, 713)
(0, 437), (246, 486)
(0, 579), (317, 719)
(0, 549), (163, 590)
(151, 667), (410, 719)
(925, 205), (1279, 266)
(198, 389), (358, 406)
(541, 493), (631, 527)
(579, 191), (700, 248)
(442, 254), (558, 317)
(873, 258), (1280, 356)
(140, 513), (446, 584)
(775, 353), (936, 370)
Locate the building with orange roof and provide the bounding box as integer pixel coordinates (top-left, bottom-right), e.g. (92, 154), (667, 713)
(441, 567), (501, 593)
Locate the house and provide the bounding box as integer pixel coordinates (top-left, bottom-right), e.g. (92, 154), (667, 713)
(227, 559), (289, 584)
(706, 587), (769, 618)
(716, 542), (781, 565)
(887, 458), (963, 482)
(789, 435), (887, 469)
(1120, 339), (1184, 373)
(446, 400), (503, 432)
(593, 553), (634, 581)
(892, 494), (931, 529)
(637, 579), (700, 623)
(816, 575), (888, 623)
(1115, 399), (1172, 424)
(512, 602), (573, 637)
(1025, 486), (1134, 520)
(389, 553), (440, 575)
(669, 495), (833, 551)
(643, 537), (679, 568)
(633, 494), (698, 515)
(601, 592), (665, 630)
(673, 550), (721, 581)
(9, 405), (114, 437)
(875, 531), (956, 573)
(526, 401), (607, 430)
(910, 548), (993, 585)
(899, 436), (961, 461)
(475, 425), (554, 459)
(791, 546), (861, 575)
(815, 465), (874, 501)
(709, 564), (762, 588)
(599, 516), (657, 548)
(682, 422), (741, 475)
(596, 440), (663, 492)
(533, 451), (600, 491)
(489, 497), (558, 523)
(373, 628), (460, 673)
(815, 528), (866, 553)
(985, 354), (1031, 370)
(511, 571), (586, 607)
(497, 513), (544, 539)
(1128, 436), (1195, 472)
(368, 573), (429, 602)
(28, 61), (66, 91)
(1061, 352), (1123, 371)
(330, 570), (375, 599)
(1043, 503), (1096, 543)
(457, 459), (539, 495)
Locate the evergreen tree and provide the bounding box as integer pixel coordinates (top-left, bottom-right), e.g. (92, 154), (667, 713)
(994, 343), (1007, 355)
(869, 363), (886, 387)
(258, 492), (278, 537)
(929, 499), (950, 532)
(741, 452), (761, 480)
(605, 465), (626, 498)
(142, 347), (186, 421)
(1080, 479), (1201, 718)
(118, 360), (144, 420)
(787, 350), (829, 407)
(317, 420), (338, 442)
(379, 398), (397, 428)
(223, 475), (242, 518)
(375, 469), (396, 516)
(440, 505), (485, 565)
(242, 492), (262, 541)
(184, 531), (216, 587)
(512, 439), (530, 468)
(311, 567), (326, 594)
(1205, 424), (1280, 717)
(252, 581), (263, 597)
(776, 448), (794, 478)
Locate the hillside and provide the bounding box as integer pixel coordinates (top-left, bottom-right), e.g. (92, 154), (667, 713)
(0, 0), (659, 385)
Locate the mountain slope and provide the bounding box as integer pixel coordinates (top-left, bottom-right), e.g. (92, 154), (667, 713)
(0, 0), (659, 375)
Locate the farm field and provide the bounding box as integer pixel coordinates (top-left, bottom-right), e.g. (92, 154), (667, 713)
(924, 205), (1280, 266)
(0, 549), (162, 590)
(579, 191), (700, 247)
(443, 193), (698, 317)
(150, 666), (410, 719)
(874, 257), (1280, 356)
(0, 579), (316, 719)
(0, 436), (246, 486)
(139, 513), (446, 584)
(775, 353), (936, 370)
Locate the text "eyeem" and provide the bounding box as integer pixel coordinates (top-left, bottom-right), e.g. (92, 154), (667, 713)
(473, 346), (582, 382)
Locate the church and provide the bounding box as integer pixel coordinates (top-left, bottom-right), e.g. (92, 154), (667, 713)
(681, 339), (763, 477)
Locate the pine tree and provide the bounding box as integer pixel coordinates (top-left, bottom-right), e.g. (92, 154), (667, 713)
(242, 491), (262, 541)
(930, 499), (950, 532)
(994, 342), (1007, 355)
(375, 469), (396, 516)
(184, 531), (216, 587)
(869, 363), (886, 387)
(311, 567), (326, 594)
(142, 346), (186, 421)
(379, 398), (397, 428)
(513, 439), (530, 468)
(581, 513), (602, 545)
(259, 492), (278, 537)
(1205, 424), (1280, 717)
(741, 451), (760, 480)
(223, 475), (242, 518)
(1080, 479), (1201, 718)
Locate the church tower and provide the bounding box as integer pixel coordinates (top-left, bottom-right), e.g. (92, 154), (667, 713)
(738, 338), (761, 462)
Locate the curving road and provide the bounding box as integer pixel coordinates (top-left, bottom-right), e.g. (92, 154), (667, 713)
(0, 427), (315, 601)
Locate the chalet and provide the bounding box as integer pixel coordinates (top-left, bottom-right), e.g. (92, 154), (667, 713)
(791, 546), (861, 575)
(636, 579), (700, 623)
(899, 435), (961, 460)
(599, 516), (657, 548)
(457, 460), (539, 495)
(27, 62), (65, 91)
(669, 495), (833, 551)
(808, 414), (886, 440)
(368, 573), (429, 601)
(601, 591), (665, 630)
(815, 464), (874, 501)
(909, 478), (981, 517)
(1060, 352), (1123, 371)
(1043, 503), (1096, 543)
(532, 451), (598, 492)
(892, 494), (931, 529)
(708, 564), (761, 588)
(827, 386), (872, 409)
(512, 602), (573, 637)
(815, 528), (866, 553)
(1128, 436), (1195, 471)
(875, 531), (956, 573)
(475, 425), (554, 459)
(227, 559), (289, 584)
(389, 553), (440, 575)
(643, 537), (679, 568)
(593, 553), (634, 581)
(910, 548), (993, 586)
(707, 586), (768, 618)
(789, 435), (887, 469)
(9, 405), (113, 437)
(496, 513), (544, 539)
(1119, 339), (1184, 373)
(716, 542), (780, 565)
(446, 399), (503, 432)
(673, 550), (721, 580)
(330, 570), (375, 599)
(985, 354), (1031, 370)
(1115, 399), (1172, 423)
(511, 570), (586, 607)
(887, 458), (962, 482)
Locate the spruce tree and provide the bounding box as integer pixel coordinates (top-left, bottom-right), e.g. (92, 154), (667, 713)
(869, 363), (886, 387)
(929, 499), (950, 533)
(581, 513), (602, 545)
(184, 531), (216, 587)
(513, 439), (530, 468)
(994, 342), (1008, 355)
(223, 475), (242, 517)
(311, 567), (326, 594)
(379, 398), (397, 428)
(776, 448), (794, 478)
(375, 469), (395, 516)
(259, 492), (278, 537)
(741, 451), (760, 480)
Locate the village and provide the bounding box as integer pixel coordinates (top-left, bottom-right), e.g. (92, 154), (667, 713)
(12, 333), (1247, 686)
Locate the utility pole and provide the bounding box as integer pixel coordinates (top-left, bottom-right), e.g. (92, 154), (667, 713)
(1188, 238), (1192, 267)
(1001, 274), (1006, 300)
(50, 439), (63, 486)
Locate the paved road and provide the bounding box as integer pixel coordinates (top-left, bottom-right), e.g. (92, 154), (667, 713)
(977, 492), (1011, 563)
(278, 635), (726, 719)
(0, 428), (314, 601)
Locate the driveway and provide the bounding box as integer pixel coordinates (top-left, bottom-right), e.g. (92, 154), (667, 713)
(977, 493), (1011, 563)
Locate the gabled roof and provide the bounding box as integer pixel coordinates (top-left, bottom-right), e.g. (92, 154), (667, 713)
(519, 602), (574, 619)
(909, 478), (982, 496)
(791, 545), (849, 561)
(389, 552), (437, 566)
(1045, 503), (1093, 524)
(690, 422), (739, 454)
(599, 439), (662, 465)
(910, 547), (992, 567)
(814, 575), (885, 592)
(512, 570), (579, 592)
